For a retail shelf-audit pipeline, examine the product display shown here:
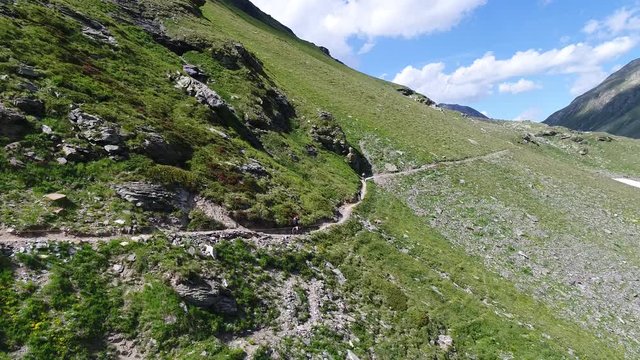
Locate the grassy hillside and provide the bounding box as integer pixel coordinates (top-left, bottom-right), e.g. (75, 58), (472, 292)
(2, 0), (640, 359)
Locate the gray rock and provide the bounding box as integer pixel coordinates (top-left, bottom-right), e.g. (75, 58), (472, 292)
(175, 75), (227, 110)
(536, 129), (557, 137)
(306, 144), (318, 157)
(19, 81), (38, 93)
(183, 64), (207, 81)
(41, 125), (53, 134)
(437, 335), (453, 351)
(579, 148), (589, 156)
(139, 132), (191, 166)
(211, 42), (263, 74)
(114, 182), (188, 212)
(13, 98), (45, 117)
(4, 141), (21, 153)
(60, 143), (91, 162)
(82, 26), (118, 46)
(521, 133), (539, 146)
(311, 124), (349, 155)
(104, 144), (122, 155)
(244, 88), (295, 132)
(8, 157), (24, 168)
(0, 104), (33, 141)
(56, 157), (68, 165)
(69, 109), (123, 145)
(238, 159), (269, 177)
(172, 277), (238, 314)
(16, 64), (40, 78)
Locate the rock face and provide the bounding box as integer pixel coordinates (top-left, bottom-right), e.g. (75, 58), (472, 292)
(115, 182), (189, 212)
(171, 277), (238, 315)
(0, 104), (33, 141)
(69, 109), (123, 146)
(439, 103), (489, 119)
(246, 88), (296, 132)
(545, 58), (640, 138)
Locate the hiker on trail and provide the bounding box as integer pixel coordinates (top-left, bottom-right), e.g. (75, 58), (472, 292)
(291, 215), (301, 234)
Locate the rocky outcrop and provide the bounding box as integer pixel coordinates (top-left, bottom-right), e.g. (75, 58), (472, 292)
(0, 104), (33, 141)
(311, 111), (372, 175)
(174, 75), (227, 110)
(114, 182), (190, 212)
(57, 5), (118, 46)
(182, 64), (208, 82)
(212, 42), (264, 75)
(171, 276), (238, 315)
(238, 159), (269, 178)
(12, 97), (45, 117)
(396, 86), (435, 106)
(69, 109), (123, 146)
(108, 0), (206, 55)
(245, 88), (296, 132)
(59, 143), (92, 162)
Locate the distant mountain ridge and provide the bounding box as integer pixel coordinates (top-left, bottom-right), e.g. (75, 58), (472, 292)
(439, 103), (489, 119)
(544, 58), (640, 138)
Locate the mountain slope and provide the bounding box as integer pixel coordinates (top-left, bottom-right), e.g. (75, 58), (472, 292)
(439, 103), (489, 119)
(544, 58), (640, 138)
(1, 0), (640, 359)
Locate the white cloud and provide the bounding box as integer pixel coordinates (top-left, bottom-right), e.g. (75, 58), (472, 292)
(514, 108), (541, 121)
(498, 79), (541, 94)
(393, 37), (636, 103)
(583, 7), (640, 36)
(251, 0), (487, 62)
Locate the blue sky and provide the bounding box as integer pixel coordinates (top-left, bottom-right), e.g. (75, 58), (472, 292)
(252, 0), (640, 121)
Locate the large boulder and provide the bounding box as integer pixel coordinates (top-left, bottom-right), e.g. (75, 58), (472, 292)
(69, 109), (123, 146)
(0, 104), (33, 141)
(171, 277), (238, 315)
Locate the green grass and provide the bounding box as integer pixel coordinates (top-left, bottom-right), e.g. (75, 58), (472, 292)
(313, 185), (626, 359)
(2, 0), (640, 357)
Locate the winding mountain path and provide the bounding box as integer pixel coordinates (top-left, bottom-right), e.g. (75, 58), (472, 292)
(0, 150), (509, 245)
